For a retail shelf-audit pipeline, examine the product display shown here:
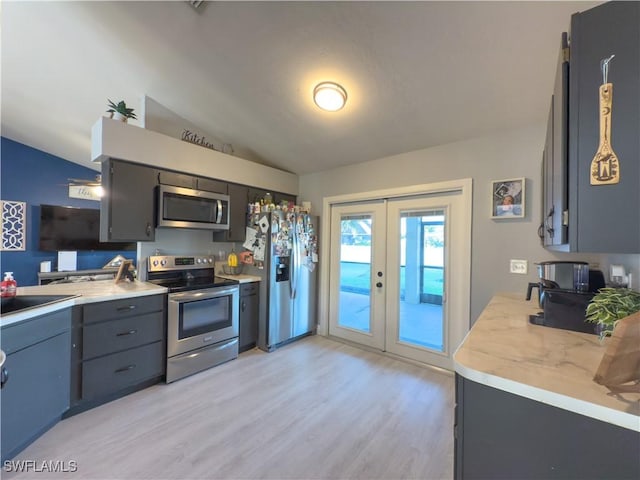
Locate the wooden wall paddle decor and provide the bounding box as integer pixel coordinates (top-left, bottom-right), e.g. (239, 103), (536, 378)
(591, 55), (620, 185)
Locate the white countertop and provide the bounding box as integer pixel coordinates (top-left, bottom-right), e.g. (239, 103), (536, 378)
(1, 280), (167, 327)
(454, 293), (640, 431)
(216, 273), (261, 284)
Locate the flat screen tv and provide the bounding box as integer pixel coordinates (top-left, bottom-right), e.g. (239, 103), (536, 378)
(39, 204), (136, 252)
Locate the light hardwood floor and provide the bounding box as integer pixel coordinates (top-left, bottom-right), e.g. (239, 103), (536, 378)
(4, 336), (454, 480)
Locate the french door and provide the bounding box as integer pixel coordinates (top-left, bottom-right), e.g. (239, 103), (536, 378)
(328, 190), (469, 370)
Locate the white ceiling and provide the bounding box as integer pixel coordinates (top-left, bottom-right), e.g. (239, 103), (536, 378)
(2, 1), (601, 175)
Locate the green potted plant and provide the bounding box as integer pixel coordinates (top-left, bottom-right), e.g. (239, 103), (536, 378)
(106, 99), (137, 123)
(585, 287), (640, 340)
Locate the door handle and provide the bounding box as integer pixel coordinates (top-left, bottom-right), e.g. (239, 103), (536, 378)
(376, 282), (383, 288)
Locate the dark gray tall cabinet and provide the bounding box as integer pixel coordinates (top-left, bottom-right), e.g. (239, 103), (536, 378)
(568, 1), (639, 252)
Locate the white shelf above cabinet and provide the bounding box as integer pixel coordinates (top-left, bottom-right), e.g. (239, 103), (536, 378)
(91, 117), (298, 196)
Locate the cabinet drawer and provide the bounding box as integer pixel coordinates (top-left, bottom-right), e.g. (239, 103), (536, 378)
(81, 342), (164, 401)
(83, 294), (164, 324)
(1, 308), (71, 355)
(82, 311), (164, 360)
(240, 282), (259, 296)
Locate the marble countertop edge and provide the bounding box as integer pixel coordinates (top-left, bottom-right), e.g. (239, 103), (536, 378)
(2, 281), (167, 328)
(454, 292), (640, 432)
(454, 360), (639, 432)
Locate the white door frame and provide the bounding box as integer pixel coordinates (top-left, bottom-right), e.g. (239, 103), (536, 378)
(318, 179), (473, 368)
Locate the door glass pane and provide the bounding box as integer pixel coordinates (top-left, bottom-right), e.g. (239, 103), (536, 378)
(398, 210), (445, 351)
(338, 215), (372, 333)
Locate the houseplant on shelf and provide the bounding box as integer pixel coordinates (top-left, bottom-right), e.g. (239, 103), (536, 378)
(585, 287), (640, 340)
(106, 99), (137, 123)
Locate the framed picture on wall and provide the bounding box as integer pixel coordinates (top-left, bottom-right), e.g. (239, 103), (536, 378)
(491, 178), (525, 219)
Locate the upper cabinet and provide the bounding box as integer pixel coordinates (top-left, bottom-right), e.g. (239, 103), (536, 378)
(213, 183), (249, 243)
(568, 1), (639, 253)
(101, 159), (156, 242)
(541, 33), (569, 247)
(544, 1), (639, 253)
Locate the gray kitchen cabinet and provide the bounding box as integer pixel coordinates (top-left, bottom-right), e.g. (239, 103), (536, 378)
(67, 294), (166, 415)
(454, 374), (639, 479)
(541, 33), (569, 247)
(196, 176), (228, 194)
(157, 170), (228, 195)
(248, 187), (270, 205)
(214, 182), (249, 242)
(248, 187), (297, 208)
(158, 170), (196, 189)
(101, 158), (156, 242)
(1, 309), (71, 461)
(274, 192), (297, 206)
(567, 1), (639, 252)
(239, 282), (259, 352)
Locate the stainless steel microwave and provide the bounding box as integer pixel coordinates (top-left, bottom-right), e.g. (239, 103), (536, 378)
(157, 185), (229, 230)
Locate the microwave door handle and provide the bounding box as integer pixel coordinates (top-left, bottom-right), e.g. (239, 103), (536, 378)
(217, 199), (223, 223)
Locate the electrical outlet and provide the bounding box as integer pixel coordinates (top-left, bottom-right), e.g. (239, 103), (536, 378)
(510, 259), (528, 274)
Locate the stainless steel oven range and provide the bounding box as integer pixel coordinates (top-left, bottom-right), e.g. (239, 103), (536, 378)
(147, 255), (239, 383)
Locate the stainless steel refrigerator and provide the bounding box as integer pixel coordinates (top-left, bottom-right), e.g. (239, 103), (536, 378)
(245, 211), (318, 352)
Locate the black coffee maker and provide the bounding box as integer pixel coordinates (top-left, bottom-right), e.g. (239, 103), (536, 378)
(526, 261), (606, 334)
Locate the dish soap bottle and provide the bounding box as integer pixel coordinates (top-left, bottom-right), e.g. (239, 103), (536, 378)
(1, 272), (17, 298)
(227, 250), (238, 268)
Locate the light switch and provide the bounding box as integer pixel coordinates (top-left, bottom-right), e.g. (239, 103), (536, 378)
(510, 259), (528, 274)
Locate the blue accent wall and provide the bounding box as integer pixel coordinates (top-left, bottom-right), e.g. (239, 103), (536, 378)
(1, 137), (135, 286)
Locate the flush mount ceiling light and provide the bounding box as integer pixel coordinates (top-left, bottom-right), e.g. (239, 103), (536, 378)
(313, 82), (347, 111)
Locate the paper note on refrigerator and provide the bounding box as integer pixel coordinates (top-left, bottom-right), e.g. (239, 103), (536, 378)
(254, 237), (266, 261)
(243, 226), (259, 250)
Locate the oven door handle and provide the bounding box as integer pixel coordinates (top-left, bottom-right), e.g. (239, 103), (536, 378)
(169, 286), (238, 303)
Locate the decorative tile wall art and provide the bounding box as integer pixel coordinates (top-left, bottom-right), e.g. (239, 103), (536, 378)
(1, 200), (27, 251)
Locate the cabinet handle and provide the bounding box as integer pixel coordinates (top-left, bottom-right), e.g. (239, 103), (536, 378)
(146, 222), (152, 237)
(114, 364), (136, 374)
(117, 305), (137, 312)
(116, 329), (138, 337)
(1, 367), (8, 388)
(545, 207), (555, 239)
(376, 282), (383, 288)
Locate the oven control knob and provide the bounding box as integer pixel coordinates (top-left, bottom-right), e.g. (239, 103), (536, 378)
(152, 260), (158, 267)
(197, 258), (202, 264)
(161, 259), (167, 266)
(208, 258), (213, 263)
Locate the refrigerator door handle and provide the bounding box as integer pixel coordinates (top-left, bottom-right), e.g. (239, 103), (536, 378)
(290, 229), (296, 299)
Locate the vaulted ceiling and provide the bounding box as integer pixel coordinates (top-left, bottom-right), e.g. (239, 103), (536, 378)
(2, 1), (600, 175)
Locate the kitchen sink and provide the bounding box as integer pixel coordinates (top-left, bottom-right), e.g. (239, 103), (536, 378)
(1, 295), (77, 315)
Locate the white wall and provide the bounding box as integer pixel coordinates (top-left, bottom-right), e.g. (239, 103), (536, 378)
(299, 123), (607, 323)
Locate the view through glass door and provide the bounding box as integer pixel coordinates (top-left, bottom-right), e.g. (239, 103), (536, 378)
(328, 191), (468, 369)
(328, 202), (386, 350)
